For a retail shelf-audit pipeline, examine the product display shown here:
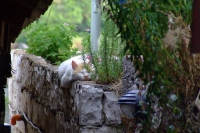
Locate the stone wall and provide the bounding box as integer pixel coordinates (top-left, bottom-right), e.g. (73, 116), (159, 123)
(8, 50), (122, 133)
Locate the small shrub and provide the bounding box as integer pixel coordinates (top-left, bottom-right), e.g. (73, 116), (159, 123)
(81, 14), (124, 84)
(25, 21), (78, 65)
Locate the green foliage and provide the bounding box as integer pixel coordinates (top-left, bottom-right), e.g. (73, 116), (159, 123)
(40, 0), (91, 31)
(16, 0), (91, 43)
(25, 21), (78, 64)
(15, 31), (27, 43)
(81, 14), (124, 84)
(97, 17), (124, 83)
(104, 0), (195, 132)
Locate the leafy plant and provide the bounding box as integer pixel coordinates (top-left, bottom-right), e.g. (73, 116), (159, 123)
(40, 0), (91, 31)
(16, 0), (92, 43)
(25, 21), (78, 64)
(103, 0), (197, 132)
(81, 13), (124, 84)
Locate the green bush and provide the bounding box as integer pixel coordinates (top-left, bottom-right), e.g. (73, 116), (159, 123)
(104, 0), (195, 132)
(81, 13), (124, 84)
(25, 22), (78, 65)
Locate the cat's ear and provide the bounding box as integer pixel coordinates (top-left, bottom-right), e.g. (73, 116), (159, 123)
(72, 60), (78, 70)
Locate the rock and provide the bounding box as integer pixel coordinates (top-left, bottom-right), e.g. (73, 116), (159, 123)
(80, 126), (118, 133)
(103, 92), (121, 125)
(122, 56), (136, 95)
(79, 85), (103, 125)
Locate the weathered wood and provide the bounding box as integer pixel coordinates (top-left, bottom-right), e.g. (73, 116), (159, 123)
(0, 125), (11, 133)
(22, 18), (35, 29)
(1, 22), (10, 52)
(0, 88), (5, 125)
(0, 22), (11, 128)
(0, 22), (5, 50)
(190, 0), (200, 53)
(0, 22), (11, 77)
(0, 0), (53, 42)
(13, 0), (39, 9)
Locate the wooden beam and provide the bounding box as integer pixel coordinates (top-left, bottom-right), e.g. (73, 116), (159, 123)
(10, 28), (21, 37)
(190, 0), (200, 53)
(0, 24), (4, 51)
(13, 0), (40, 9)
(0, 88), (5, 125)
(0, 125), (11, 133)
(1, 22), (10, 52)
(22, 18), (35, 28)
(0, 0), (53, 43)
(0, 23), (10, 126)
(0, 0), (33, 28)
(0, 9), (27, 28)
(0, 0), (32, 15)
(0, 23), (11, 77)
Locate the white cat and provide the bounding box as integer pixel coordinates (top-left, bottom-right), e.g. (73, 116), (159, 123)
(58, 55), (91, 88)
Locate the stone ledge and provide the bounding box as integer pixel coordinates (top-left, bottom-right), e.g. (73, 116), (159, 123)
(9, 50), (122, 133)
(71, 82), (122, 127)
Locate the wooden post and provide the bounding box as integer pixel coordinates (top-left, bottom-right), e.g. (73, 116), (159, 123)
(1, 22), (11, 78)
(190, 0), (200, 53)
(0, 22), (11, 129)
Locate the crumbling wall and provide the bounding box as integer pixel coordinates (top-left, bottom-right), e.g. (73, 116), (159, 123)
(8, 50), (122, 133)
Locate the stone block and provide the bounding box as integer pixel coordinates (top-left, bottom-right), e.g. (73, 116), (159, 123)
(80, 126), (118, 133)
(79, 85), (103, 125)
(103, 92), (121, 125)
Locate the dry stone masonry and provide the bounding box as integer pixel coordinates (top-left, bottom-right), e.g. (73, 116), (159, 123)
(8, 49), (122, 133)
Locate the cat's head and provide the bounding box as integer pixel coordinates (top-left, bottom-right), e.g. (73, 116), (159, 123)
(71, 60), (91, 81)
